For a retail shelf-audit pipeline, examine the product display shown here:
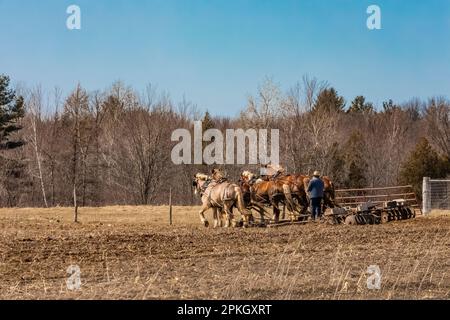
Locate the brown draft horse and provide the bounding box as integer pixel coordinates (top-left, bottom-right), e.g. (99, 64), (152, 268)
(275, 174), (310, 217)
(259, 172), (337, 219)
(240, 171), (295, 223)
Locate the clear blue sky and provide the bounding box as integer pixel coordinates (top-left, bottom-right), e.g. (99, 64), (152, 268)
(1, 0), (449, 115)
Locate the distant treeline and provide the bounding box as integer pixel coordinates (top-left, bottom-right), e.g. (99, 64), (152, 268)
(0, 75), (449, 207)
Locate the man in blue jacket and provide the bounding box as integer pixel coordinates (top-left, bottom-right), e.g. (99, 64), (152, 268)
(307, 171), (325, 221)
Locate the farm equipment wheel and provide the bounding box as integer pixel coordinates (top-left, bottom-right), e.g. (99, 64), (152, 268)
(387, 210), (393, 221)
(402, 208), (407, 219)
(397, 209), (403, 220)
(366, 214), (376, 224)
(356, 214), (369, 225)
(323, 215), (336, 225)
(357, 215), (365, 224)
(406, 207), (413, 219)
(392, 209), (399, 220)
(380, 211), (389, 224)
(333, 216), (341, 224)
(345, 215), (357, 225)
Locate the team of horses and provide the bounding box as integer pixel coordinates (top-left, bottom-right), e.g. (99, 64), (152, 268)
(192, 170), (337, 228)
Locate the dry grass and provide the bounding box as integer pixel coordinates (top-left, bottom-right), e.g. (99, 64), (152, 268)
(0, 206), (449, 300)
(428, 209), (450, 217)
(0, 205), (201, 226)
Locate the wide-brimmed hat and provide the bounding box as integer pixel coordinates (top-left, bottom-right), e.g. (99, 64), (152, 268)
(313, 171), (321, 177)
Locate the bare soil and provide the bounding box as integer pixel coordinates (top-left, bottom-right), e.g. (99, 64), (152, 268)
(0, 206), (449, 299)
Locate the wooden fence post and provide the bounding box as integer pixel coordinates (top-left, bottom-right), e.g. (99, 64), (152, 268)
(169, 187), (173, 225)
(73, 185), (78, 223)
(422, 177), (431, 215)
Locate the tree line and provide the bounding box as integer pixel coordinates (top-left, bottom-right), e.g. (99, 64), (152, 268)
(0, 74), (449, 207)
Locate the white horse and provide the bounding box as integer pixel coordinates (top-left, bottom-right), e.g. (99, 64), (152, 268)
(192, 173), (251, 228)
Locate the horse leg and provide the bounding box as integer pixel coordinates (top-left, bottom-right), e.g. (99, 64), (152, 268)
(228, 205), (237, 228)
(223, 204), (232, 228)
(212, 207), (220, 228)
(298, 195), (309, 221)
(292, 194), (304, 220)
(218, 209), (224, 227)
(233, 186), (251, 228)
(271, 198), (281, 223)
(198, 204), (210, 227)
(299, 204), (308, 221)
(273, 206), (280, 223)
(234, 203), (249, 228)
(258, 206), (265, 226)
(252, 202), (266, 225)
(323, 193), (335, 211)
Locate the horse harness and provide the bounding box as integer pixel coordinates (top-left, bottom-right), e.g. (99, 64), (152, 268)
(201, 178), (233, 208)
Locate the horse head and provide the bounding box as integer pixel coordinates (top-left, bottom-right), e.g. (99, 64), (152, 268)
(193, 173), (209, 195)
(241, 170), (255, 182)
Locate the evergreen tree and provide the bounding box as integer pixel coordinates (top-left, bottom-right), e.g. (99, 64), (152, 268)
(0, 157), (31, 206)
(0, 75), (25, 150)
(347, 95), (374, 114)
(343, 131), (368, 188)
(399, 138), (450, 196)
(328, 142), (345, 187)
(0, 75), (27, 206)
(202, 111), (215, 132)
(201, 111), (216, 167)
(313, 88), (345, 114)
(382, 99), (400, 114)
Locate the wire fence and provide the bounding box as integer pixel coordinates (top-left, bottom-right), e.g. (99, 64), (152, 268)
(335, 185), (421, 213)
(423, 178), (450, 214)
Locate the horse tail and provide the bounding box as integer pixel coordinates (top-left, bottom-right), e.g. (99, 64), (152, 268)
(282, 184), (295, 212)
(327, 179), (336, 207)
(234, 186), (251, 225)
(330, 180), (336, 198)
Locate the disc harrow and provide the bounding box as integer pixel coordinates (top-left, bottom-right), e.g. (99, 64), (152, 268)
(326, 199), (416, 226)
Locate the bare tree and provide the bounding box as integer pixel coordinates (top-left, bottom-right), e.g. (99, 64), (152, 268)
(425, 97), (450, 159)
(280, 76), (329, 173)
(45, 88), (63, 206)
(27, 86), (48, 207)
(240, 77), (281, 129)
(1, 77), (448, 208)
(64, 84), (90, 221)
